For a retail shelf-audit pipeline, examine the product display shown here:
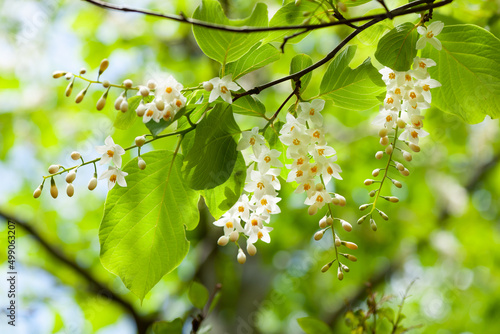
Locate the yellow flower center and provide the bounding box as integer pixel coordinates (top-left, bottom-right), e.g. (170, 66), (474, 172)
(220, 86), (228, 94)
(297, 158), (304, 165)
(405, 74), (412, 82)
(387, 97), (394, 104)
(389, 72), (396, 80)
(293, 138), (300, 145)
(304, 184), (311, 191)
(423, 84), (430, 91)
(310, 166), (318, 173)
(226, 222), (233, 229)
(251, 219), (258, 226)
(256, 182), (264, 190)
(426, 31), (434, 38)
(309, 108), (315, 116)
(419, 61), (426, 69)
(264, 156), (271, 163)
(249, 137), (256, 145)
(176, 100), (182, 107)
(146, 109), (154, 117)
(327, 167), (333, 175)
(316, 195), (324, 203)
(296, 170), (303, 177)
(394, 88), (401, 95)
(257, 231), (264, 239)
(109, 175), (117, 183)
(313, 130), (320, 139)
(410, 92), (417, 99)
(411, 130), (418, 138)
(318, 149), (325, 156)
(107, 150), (114, 158)
(166, 87), (172, 93)
(260, 199), (268, 206)
(163, 111), (172, 120)
(386, 115), (393, 122)
(238, 206), (245, 212)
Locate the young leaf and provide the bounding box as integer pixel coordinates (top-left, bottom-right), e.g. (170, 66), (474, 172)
(152, 319), (183, 334)
(422, 24), (500, 123)
(375, 22), (419, 71)
(100, 150), (200, 302)
(290, 54), (313, 93)
(297, 317), (333, 334)
(192, 0), (268, 65)
(232, 95), (266, 118)
(200, 152), (246, 220)
(183, 103), (241, 190)
(188, 282), (209, 310)
(319, 45), (385, 113)
(225, 43), (280, 80)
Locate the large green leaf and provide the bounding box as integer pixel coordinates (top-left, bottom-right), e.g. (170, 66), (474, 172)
(263, 1), (318, 44)
(100, 150), (200, 301)
(297, 317), (332, 334)
(422, 24), (500, 123)
(188, 281), (209, 309)
(290, 54), (313, 93)
(232, 95), (266, 118)
(200, 152), (246, 219)
(319, 45), (385, 113)
(225, 43), (280, 80)
(192, 0), (268, 65)
(183, 103), (241, 190)
(375, 22), (419, 71)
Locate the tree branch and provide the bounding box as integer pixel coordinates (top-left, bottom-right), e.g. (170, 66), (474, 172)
(0, 210), (157, 334)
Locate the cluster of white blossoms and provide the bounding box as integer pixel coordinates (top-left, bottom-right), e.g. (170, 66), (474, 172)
(279, 99), (345, 215)
(213, 127), (283, 264)
(96, 136), (128, 190)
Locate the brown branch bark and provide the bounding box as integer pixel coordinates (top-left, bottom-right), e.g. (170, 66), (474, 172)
(0, 210), (157, 334)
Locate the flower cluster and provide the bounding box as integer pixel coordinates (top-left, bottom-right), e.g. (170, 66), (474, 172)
(213, 127), (283, 264)
(96, 136), (128, 190)
(359, 21), (444, 227)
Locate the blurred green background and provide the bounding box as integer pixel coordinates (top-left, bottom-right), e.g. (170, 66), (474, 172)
(1, 0), (499, 333)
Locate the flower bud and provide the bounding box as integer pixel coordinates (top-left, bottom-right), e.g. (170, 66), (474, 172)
(321, 262), (332, 273)
(400, 168), (410, 176)
(357, 215), (367, 225)
(392, 179), (402, 188)
(65, 81), (74, 97)
(48, 164), (60, 174)
(403, 150), (412, 161)
(335, 236), (341, 248)
(314, 230), (324, 241)
(326, 217), (333, 226)
(397, 119), (406, 128)
(123, 79), (133, 89)
(52, 71), (66, 79)
(138, 157), (146, 170)
(375, 151), (384, 159)
(65, 170), (76, 183)
(120, 100), (129, 112)
(344, 241), (358, 250)
(217, 236), (229, 246)
(139, 86), (150, 97)
(99, 59), (109, 75)
(155, 99), (165, 111)
(79, 68), (86, 75)
(372, 169), (380, 177)
(337, 267), (344, 280)
(385, 144), (393, 155)
(378, 210), (389, 220)
(319, 216), (327, 228)
(337, 195), (346, 207)
(295, 0), (302, 6)
(409, 143), (420, 152)
(331, 196), (340, 205)
(347, 254), (357, 262)
(147, 80), (156, 90)
(247, 243), (257, 256)
(88, 175), (98, 191)
(341, 264), (350, 272)
(395, 162), (404, 171)
(370, 218), (377, 231)
(369, 190), (376, 197)
(203, 81), (214, 92)
(71, 151), (81, 160)
(75, 89), (87, 103)
(359, 203), (370, 211)
(380, 136), (389, 146)
(378, 128), (388, 137)
(308, 204), (318, 216)
(96, 96), (107, 111)
(364, 179), (374, 186)
(65, 72), (73, 80)
(102, 80), (110, 88)
(66, 183), (75, 197)
(229, 230), (239, 242)
(135, 135), (146, 147)
(114, 96), (123, 110)
(50, 178), (58, 199)
(33, 186), (42, 198)
(341, 220), (352, 232)
(237, 249), (246, 264)
(315, 183), (324, 191)
(389, 196), (399, 203)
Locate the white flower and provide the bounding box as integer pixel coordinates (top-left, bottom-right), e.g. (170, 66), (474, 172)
(250, 147), (283, 173)
(379, 67), (404, 88)
(96, 136), (126, 168)
(143, 102), (161, 123)
(237, 127), (266, 155)
(286, 163), (310, 184)
(416, 21), (444, 51)
(321, 157), (343, 184)
(372, 107), (398, 129)
(294, 179), (315, 196)
(306, 128), (326, 145)
(280, 113), (306, 136)
(280, 131), (310, 159)
(213, 215), (244, 236)
(156, 75), (183, 103)
(229, 194), (255, 221)
(410, 57), (437, 79)
(247, 225), (273, 244)
(309, 145), (336, 162)
(208, 75), (239, 104)
(399, 126), (429, 144)
(383, 92), (401, 111)
(404, 86), (425, 107)
(244, 170), (281, 199)
(252, 194), (281, 216)
(98, 166), (128, 190)
(304, 188), (332, 209)
(415, 77), (441, 103)
(245, 213), (268, 231)
(298, 99), (325, 126)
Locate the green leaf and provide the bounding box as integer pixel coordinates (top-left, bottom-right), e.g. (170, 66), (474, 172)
(297, 317), (332, 334)
(114, 95), (147, 130)
(183, 103), (241, 190)
(378, 307), (396, 324)
(290, 54), (313, 93)
(320, 45), (386, 113)
(200, 152), (246, 219)
(189, 281), (210, 309)
(232, 95), (266, 117)
(422, 24), (500, 123)
(375, 22), (419, 71)
(263, 2), (318, 44)
(100, 150), (200, 301)
(192, 0), (268, 64)
(225, 43), (280, 80)
(152, 319), (184, 334)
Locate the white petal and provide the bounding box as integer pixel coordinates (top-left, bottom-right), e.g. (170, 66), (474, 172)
(416, 37), (427, 50)
(428, 21), (444, 35)
(417, 26), (427, 36)
(429, 38), (442, 51)
(104, 136), (114, 146)
(209, 90), (219, 103)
